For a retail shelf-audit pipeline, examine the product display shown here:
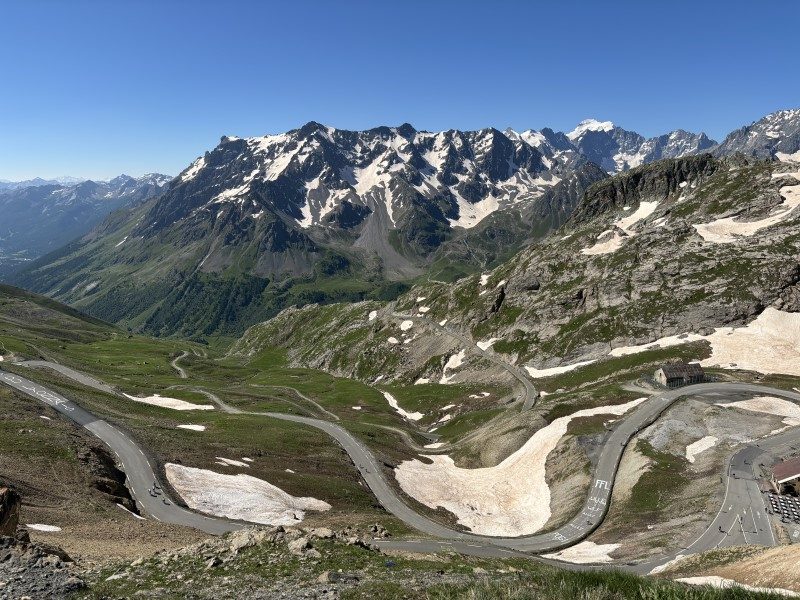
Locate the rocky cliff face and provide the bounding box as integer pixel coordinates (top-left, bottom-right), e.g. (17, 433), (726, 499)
(0, 487), (85, 599)
(0, 487), (20, 537)
(713, 109), (800, 160)
(0, 534), (84, 599)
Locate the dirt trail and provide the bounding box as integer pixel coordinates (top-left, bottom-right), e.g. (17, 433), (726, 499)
(171, 351), (189, 379)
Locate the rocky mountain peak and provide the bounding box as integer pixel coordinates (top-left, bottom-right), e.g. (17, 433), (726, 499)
(567, 118), (616, 141)
(713, 108), (800, 161)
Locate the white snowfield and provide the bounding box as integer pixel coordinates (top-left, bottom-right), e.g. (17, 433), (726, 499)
(648, 554), (686, 575)
(476, 338), (499, 351)
(609, 333), (704, 357)
(532, 307), (800, 379)
(777, 150), (800, 163)
(717, 396), (800, 426)
(699, 308), (800, 376)
(524, 359), (597, 378)
(449, 193), (499, 229)
(122, 393), (215, 411)
(582, 200), (659, 256)
(400, 320), (414, 331)
(693, 169), (800, 243)
(381, 391), (424, 421)
(543, 541), (620, 564)
(440, 349), (466, 384)
(567, 119), (614, 141)
(215, 457), (250, 468)
(176, 424), (206, 432)
(117, 503), (146, 521)
(394, 398), (646, 536)
(685, 435), (718, 463)
(180, 155), (206, 182)
(616, 201), (660, 231)
(675, 576), (799, 597)
(26, 524), (62, 532)
(165, 464), (331, 526)
(368, 310), (377, 321)
(581, 230), (626, 255)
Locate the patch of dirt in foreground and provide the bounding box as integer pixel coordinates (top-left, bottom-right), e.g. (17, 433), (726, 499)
(664, 545), (800, 593)
(37, 519), (208, 565)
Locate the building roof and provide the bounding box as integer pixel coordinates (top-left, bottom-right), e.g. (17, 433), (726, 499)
(773, 457), (800, 483)
(658, 362), (705, 379)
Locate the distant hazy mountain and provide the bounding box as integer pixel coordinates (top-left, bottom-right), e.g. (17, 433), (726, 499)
(0, 176), (86, 191)
(0, 174), (170, 275)
(566, 119), (716, 172)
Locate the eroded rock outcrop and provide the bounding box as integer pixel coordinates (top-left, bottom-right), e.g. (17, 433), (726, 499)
(0, 487), (20, 537)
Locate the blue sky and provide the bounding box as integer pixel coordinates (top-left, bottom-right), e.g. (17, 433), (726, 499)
(1, 0), (798, 180)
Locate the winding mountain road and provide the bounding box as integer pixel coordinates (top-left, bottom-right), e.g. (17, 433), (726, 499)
(171, 351), (189, 379)
(3, 361), (799, 567)
(0, 369), (238, 535)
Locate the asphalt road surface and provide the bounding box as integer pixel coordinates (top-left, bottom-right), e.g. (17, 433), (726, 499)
(3, 363), (800, 567)
(0, 369), (238, 535)
(21, 360), (117, 395)
(636, 424), (800, 574)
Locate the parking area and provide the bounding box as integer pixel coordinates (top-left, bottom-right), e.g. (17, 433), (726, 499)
(766, 492), (800, 524)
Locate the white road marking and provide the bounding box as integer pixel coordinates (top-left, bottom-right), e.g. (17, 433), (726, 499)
(740, 510), (751, 545)
(685, 460), (736, 553)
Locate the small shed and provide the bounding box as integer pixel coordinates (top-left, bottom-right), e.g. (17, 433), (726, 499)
(654, 362), (705, 388)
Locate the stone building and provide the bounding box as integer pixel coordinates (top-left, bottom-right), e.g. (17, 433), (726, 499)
(772, 457), (800, 493)
(654, 362), (705, 388)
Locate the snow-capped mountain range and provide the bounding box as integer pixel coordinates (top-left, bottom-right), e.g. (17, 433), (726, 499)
(566, 119), (716, 172)
(155, 109), (799, 244)
(165, 122), (577, 234)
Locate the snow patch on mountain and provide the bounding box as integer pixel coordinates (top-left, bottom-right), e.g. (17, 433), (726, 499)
(449, 192), (500, 229)
(582, 200), (660, 255)
(567, 119), (615, 141)
(180, 156), (206, 182)
(693, 170), (800, 243)
(381, 391), (424, 421)
(394, 398), (645, 536)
